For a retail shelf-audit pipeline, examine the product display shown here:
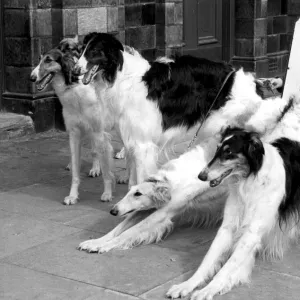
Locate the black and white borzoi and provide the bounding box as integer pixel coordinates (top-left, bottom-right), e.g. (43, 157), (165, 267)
(183, 126), (300, 299)
(75, 32), (274, 188)
(30, 37), (115, 204)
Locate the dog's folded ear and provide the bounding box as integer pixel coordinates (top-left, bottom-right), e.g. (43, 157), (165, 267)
(246, 133), (264, 174)
(60, 52), (76, 85)
(154, 181), (171, 203)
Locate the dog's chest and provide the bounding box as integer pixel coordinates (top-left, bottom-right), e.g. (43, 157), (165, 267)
(59, 88), (105, 131)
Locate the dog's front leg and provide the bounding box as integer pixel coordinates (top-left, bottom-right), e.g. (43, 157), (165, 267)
(78, 210), (153, 251)
(64, 128), (82, 205)
(190, 226), (263, 300)
(88, 134), (101, 177)
(134, 143), (158, 185)
(167, 195), (238, 299)
(92, 132), (115, 202)
(90, 185), (203, 253)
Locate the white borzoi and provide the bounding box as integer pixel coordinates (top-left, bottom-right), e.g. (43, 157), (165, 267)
(30, 39), (115, 204)
(74, 32), (274, 188)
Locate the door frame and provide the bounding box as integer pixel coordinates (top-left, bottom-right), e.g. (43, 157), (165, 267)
(0, 1), (4, 109)
(222, 0), (235, 62)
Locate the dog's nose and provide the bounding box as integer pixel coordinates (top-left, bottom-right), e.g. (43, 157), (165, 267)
(30, 74), (37, 82)
(198, 171), (208, 181)
(110, 207), (119, 216)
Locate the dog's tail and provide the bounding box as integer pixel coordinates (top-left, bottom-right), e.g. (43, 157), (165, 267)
(123, 45), (142, 58)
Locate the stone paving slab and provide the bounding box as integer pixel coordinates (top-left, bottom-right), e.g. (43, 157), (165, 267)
(140, 267), (300, 300)
(0, 262), (141, 300)
(1, 230), (209, 297)
(0, 210), (80, 259)
(260, 243), (300, 277)
(2, 131), (300, 299)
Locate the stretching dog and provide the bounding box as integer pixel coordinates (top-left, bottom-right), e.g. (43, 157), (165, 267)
(30, 39), (115, 204)
(78, 93), (296, 248)
(176, 125), (300, 299)
(75, 32), (273, 188)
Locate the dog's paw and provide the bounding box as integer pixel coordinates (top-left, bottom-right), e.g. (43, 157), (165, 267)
(114, 147), (125, 159)
(166, 281), (196, 299)
(116, 174), (129, 184)
(65, 163), (71, 171)
(190, 286), (218, 300)
(100, 191), (113, 202)
(78, 239), (115, 253)
(78, 239), (100, 252)
(88, 166), (101, 177)
(63, 195), (78, 205)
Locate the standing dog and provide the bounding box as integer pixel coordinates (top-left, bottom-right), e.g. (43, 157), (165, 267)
(75, 32), (273, 189)
(30, 40), (115, 204)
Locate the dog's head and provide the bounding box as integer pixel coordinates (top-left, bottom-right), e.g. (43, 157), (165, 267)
(30, 48), (78, 91)
(198, 127), (265, 187)
(110, 177), (171, 217)
(57, 35), (82, 59)
(75, 32), (124, 85)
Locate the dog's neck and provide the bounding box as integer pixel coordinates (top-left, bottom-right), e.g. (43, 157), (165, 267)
(51, 72), (74, 95)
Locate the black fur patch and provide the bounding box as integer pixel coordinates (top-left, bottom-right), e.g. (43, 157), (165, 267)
(59, 52), (78, 85)
(271, 138), (300, 226)
(142, 56), (236, 131)
(82, 32), (124, 84)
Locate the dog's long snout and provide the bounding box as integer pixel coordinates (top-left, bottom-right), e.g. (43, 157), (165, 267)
(30, 74), (37, 82)
(198, 169), (208, 181)
(110, 207), (119, 216)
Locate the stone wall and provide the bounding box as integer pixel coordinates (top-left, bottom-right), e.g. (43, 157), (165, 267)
(232, 0), (299, 77)
(2, 0), (300, 131)
(2, 0), (160, 131)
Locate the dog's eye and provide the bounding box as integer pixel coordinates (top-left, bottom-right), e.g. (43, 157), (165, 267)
(134, 191), (142, 197)
(223, 148), (232, 156)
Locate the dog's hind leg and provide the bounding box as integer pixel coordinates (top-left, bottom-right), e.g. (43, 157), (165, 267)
(78, 210), (154, 251)
(64, 128), (82, 205)
(115, 146), (125, 159)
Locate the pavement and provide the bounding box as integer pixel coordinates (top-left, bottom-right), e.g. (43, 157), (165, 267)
(1, 130), (300, 300)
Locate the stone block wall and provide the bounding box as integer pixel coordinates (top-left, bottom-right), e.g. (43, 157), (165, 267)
(1, 0), (300, 131)
(232, 0), (299, 77)
(266, 0), (296, 77)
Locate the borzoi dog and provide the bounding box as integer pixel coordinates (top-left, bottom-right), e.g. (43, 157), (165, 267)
(58, 36), (102, 177)
(78, 93), (299, 299)
(30, 40), (115, 204)
(75, 32), (271, 188)
(181, 125), (300, 299)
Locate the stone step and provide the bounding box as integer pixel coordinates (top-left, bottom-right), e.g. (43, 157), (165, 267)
(0, 112), (35, 140)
